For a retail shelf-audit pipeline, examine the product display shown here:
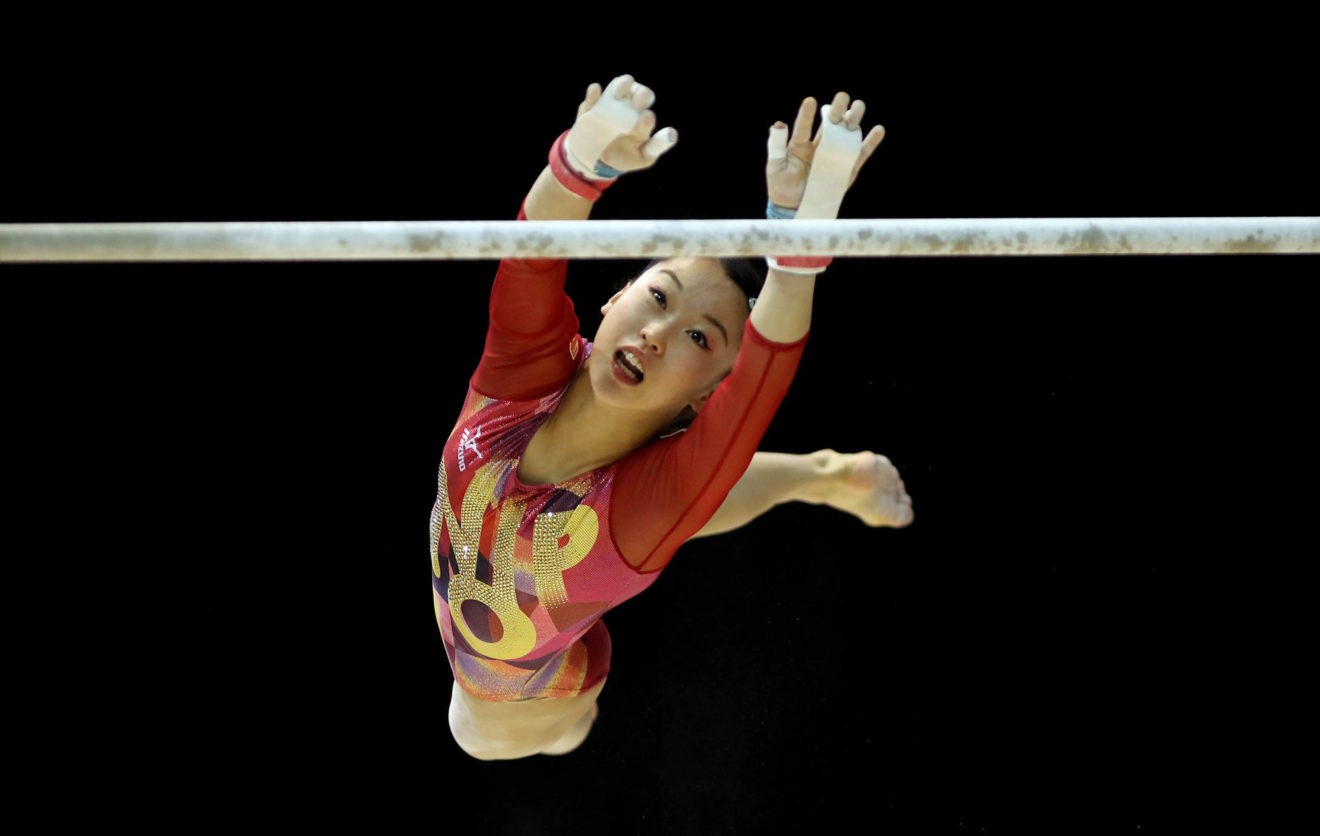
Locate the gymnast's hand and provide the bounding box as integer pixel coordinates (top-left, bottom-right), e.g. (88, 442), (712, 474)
(565, 74), (678, 177)
(766, 91), (885, 216)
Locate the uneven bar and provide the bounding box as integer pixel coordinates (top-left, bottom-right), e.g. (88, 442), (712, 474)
(2, 217), (1317, 262)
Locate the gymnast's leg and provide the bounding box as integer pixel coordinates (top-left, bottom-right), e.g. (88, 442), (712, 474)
(448, 680), (606, 761)
(690, 449), (914, 539)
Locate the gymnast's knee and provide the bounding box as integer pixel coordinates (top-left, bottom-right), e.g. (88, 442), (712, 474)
(448, 684), (549, 761)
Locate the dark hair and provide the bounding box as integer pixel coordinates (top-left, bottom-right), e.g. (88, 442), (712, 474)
(715, 257), (765, 307)
(638, 257), (765, 307)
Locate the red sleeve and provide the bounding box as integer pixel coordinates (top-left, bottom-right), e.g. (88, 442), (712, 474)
(612, 319), (808, 572)
(470, 202), (582, 401)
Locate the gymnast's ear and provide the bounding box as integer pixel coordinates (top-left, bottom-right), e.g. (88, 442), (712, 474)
(600, 282), (631, 316)
(686, 365), (734, 416)
(687, 387), (714, 414)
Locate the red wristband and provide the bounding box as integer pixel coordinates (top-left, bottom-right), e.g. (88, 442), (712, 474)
(548, 130), (615, 202)
(768, 254), (834, 274)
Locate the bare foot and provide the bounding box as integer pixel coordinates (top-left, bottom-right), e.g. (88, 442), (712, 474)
(822, 451), (914, 528)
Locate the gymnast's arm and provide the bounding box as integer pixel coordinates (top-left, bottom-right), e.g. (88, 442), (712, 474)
(614, 88), (889, 571)
(524, 74), (678, 221)
(475, 75), (677, 399)
(750, 91), (886, 343)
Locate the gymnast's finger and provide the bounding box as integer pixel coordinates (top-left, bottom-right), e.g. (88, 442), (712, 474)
(578, 82), (603, 117)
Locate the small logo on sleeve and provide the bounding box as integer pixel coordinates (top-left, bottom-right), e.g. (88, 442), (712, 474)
(569, 337), (580, 360)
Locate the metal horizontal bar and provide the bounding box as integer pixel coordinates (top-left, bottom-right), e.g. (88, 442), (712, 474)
(1, 217), (1317, 262)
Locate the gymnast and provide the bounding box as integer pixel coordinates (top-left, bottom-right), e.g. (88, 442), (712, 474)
(431, 73), (913, 760)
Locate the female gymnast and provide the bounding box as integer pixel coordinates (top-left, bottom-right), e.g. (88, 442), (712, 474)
(431, 73), (913, 760)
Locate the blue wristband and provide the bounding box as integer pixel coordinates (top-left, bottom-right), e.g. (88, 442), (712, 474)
(766, 199), (798, 220)
(593, 160), (624, 179)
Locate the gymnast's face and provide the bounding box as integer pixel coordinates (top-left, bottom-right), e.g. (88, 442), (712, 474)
(591, 257), (749, 421)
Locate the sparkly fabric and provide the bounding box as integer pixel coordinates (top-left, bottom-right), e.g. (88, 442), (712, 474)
(431, 203), (808, 702)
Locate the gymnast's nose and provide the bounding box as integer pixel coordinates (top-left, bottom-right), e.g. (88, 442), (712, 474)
(639, 320), (673, 355)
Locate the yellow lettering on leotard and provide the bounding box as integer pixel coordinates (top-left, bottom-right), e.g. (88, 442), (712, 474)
(432, 460), (600, 660)
(532, 504), (598, 607)
(435, 461), (535, 659)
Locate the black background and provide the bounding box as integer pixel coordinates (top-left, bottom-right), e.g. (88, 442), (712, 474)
(6, 10), (1314, 834)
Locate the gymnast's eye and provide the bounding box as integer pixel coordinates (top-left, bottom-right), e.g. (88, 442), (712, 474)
(649, 286), (667, 308)
(687, 329), (709, 350)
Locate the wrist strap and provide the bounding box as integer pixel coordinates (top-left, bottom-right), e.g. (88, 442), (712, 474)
(548, 130), (616, 202)
(766, 254), (832, 275)
(765, 200), (828, 274)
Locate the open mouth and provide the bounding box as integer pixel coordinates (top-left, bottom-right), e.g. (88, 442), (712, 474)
(614, 349), (644, 383)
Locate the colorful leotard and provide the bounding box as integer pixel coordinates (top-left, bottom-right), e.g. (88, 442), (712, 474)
(430, 204), (807, 702)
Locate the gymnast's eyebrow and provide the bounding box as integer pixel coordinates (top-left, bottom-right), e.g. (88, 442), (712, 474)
(658, 269), (683, 291)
